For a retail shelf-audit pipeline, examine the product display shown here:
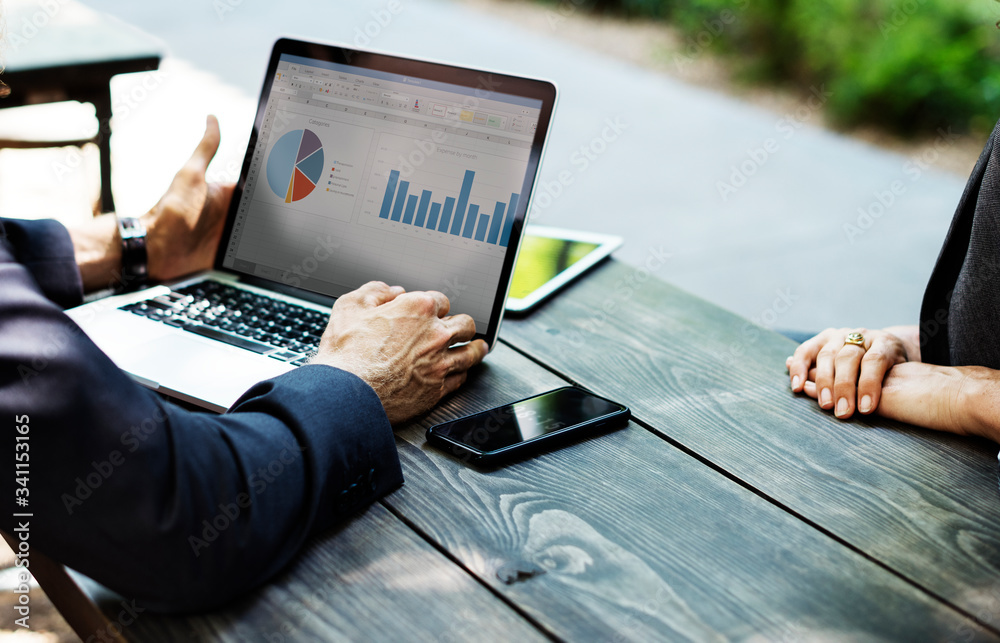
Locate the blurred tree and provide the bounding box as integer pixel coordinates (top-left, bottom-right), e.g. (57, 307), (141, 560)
(533, 0), (1000, 135)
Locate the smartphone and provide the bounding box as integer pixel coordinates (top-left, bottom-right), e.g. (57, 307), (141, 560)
(426, 386), (630, 465)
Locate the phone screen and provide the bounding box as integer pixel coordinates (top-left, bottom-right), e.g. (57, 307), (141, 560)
(430, 387), (627, 456)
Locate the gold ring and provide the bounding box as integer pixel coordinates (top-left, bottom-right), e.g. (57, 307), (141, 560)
(844, 332), (866, 348)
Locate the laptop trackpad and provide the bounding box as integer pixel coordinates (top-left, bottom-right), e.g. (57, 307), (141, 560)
(117, 334), (294, 411)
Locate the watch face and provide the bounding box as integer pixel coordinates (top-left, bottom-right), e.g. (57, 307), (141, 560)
(118, 217), (147, 239)
(116, 217), (148, 291)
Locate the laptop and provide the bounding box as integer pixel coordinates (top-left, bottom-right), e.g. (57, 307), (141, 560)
(67, 37), (557, 412)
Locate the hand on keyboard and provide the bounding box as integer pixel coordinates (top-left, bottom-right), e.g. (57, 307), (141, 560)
(309, 281), (488, 425)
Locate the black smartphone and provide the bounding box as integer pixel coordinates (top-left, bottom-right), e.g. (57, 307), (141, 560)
(426, 386), (630, 465)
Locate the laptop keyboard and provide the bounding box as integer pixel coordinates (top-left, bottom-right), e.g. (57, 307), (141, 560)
(118, 280), (327, 365)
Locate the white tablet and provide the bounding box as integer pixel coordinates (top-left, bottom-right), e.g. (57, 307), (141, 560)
(505, 225), (623, 314)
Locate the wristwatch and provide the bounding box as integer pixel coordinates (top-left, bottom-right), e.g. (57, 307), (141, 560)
(116, 216), (148, 292)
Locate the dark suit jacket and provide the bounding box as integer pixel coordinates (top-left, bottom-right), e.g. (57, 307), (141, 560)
(921, 119), (1000, 369)
(0, 217), (403, 612)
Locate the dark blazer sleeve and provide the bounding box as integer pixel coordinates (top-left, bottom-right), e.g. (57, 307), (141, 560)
(1, 218), (84, 309)
(0, 218), (403, 613)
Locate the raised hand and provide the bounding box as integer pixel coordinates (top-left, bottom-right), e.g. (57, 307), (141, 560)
(143, 115), (235, 282)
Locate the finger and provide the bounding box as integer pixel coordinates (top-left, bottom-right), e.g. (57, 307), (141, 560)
(395, 290), (450, 318)
(444, 340), (488, 379)
(426, 290), (451, 317)
(441, 313), (478, 344)
(338, 281), (401, 309)
(813, 338), (842, 410)
(832, 342), (866, 419)
(184, 115), (222, 175)
(856, 341), (897, 414)
(789, 328), (837, 393)
(442, 370), (468, 397)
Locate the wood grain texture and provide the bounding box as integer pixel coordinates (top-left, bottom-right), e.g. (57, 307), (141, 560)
(88, 502), (546, 642)
(500, 259), (1000, 630)
(387, 343), (998, 641)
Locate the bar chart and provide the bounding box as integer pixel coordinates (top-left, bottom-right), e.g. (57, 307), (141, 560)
(378, 168), (519, 247)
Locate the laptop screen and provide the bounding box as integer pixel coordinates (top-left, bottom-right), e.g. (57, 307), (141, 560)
(221, 43), (551, 336)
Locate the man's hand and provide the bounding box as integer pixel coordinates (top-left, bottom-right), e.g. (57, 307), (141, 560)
(787, 325), (918, 419)
(309, 281), (489, 425)
(878, 362), (1000, 442)
(143, 115), (235, 282)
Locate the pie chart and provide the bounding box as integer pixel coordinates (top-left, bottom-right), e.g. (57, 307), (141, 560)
(266, 129), (325, 203)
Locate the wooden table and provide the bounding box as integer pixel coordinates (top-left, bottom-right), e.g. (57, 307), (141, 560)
(0, 0), (162, 213)
(43, 260), (1000, 641)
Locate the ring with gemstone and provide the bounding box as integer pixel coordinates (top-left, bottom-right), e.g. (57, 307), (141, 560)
(844, 332), (866, 348)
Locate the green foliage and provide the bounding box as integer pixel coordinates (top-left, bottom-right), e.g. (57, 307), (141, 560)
(563, 0), (1000, 135)
(786, 0), (1000, 134)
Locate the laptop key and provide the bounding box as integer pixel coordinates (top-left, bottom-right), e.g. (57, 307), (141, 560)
(144, 299), (173, 311)
(269, 350), (302, 362)
(185, 324), (276, 355)
(164, 318), (190, 329)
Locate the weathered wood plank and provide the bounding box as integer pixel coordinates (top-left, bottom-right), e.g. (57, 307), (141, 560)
(500, 259), (1000, 630)
(87, 501), (548, 642)
(387, 342), (998, 641)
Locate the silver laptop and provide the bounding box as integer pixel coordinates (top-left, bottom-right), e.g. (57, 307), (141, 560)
(67, 37), (557, 412)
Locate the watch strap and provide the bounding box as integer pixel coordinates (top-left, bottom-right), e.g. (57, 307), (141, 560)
(116, 216), (148, 292)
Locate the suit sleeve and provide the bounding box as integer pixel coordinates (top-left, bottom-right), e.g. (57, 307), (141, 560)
(1, 218), (83, 308)
(0, 218), (403, 612)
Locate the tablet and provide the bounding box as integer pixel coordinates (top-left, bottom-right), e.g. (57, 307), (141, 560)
(505, 225), (623, 314)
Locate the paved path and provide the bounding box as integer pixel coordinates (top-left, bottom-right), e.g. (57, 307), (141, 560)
(77, 0), (974, 332)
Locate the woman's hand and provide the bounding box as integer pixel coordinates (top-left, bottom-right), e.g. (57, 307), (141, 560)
(786, 326), (919, 419)
(879, 362), (1000, 442)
